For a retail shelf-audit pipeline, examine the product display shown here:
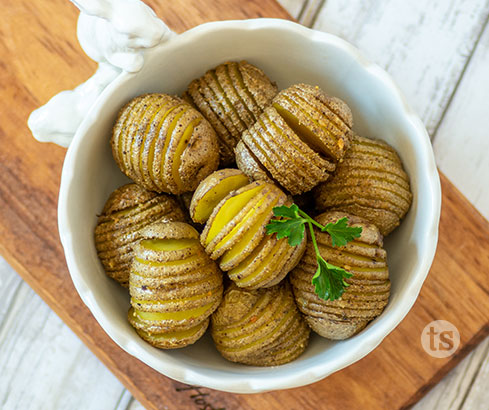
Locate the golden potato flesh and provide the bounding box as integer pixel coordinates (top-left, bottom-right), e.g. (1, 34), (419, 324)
(111, 93), (219, 195)
(290, 211), (390, 340)
(190, 169), (249, 224)
(94, 183), (185, 287)
(185, 61), (278, 165)
(314, 134), (412, 235)
(128, 222), (223, 349)
(211, 282), (310, 366)
(236, 84), (352, 195)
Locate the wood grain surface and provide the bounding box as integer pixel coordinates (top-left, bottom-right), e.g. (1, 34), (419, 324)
(1, 1), (489, 409)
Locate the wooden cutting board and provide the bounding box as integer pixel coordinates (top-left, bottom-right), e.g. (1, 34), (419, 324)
(1, 0), (489, 409)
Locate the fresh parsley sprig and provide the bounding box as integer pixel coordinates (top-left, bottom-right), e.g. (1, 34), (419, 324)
(266, 204), (362, 301)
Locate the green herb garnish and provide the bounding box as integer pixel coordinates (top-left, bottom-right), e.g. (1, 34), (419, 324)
(266, 204), (362, 301)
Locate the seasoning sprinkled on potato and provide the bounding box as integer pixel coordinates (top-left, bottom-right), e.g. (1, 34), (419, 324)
(111, 93), (219, 195)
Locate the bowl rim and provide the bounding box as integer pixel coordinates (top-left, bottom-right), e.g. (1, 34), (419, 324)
(58, 18), (441, 393)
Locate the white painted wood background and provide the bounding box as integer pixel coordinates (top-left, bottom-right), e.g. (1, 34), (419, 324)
(1, 0), (489, 408)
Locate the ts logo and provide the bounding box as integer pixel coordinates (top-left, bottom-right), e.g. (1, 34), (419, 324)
(421, 320), (460, 358)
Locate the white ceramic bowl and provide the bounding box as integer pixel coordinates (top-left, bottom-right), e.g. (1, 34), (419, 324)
(58, 19), (441, 393)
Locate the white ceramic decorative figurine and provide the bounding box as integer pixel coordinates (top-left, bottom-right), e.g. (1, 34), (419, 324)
(28, 0), (173, 147)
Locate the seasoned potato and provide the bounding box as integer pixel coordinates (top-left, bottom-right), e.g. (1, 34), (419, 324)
(198, 180), (306, 288)
(94, 183), (185, 286)
(128, 222), (223, 349)
(314, 134), (412, 235)
(190, 169), (249, 224)
(185, 61), (278, 165)
(212, 282), (310, 366)
(234, 140), (273, 183)
(290, 211), (390, 340)
(111, 93), (219, 195)
(236, 84), (353, 195)
(227, 233), (306, 289)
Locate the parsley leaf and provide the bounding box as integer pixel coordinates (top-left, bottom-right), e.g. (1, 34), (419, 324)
(271, 204), (300, 219)
(312, 257), (352, 301)
(265, 204), (362, 301)
(266, 217), (306, 246)
(324, 217), (363, 247)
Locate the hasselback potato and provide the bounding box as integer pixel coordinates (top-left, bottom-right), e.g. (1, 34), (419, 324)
(128, 222), (223, 349)
(185, 61), (278, 165)
(290, 211), (390, 340)
(195, 175), (306, 289)
(111, 93), (219, 195)
(314, 134), (412, 235)
(95, 183), (185, 286)
(212, 282), (310, 366)
(236, 83), (354, 195)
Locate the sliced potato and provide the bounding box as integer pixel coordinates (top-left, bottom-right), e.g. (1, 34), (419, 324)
(211, 282), (310, 366)
(197, 178), (304, 288)
(190, 169), (249, 224)
(129, 310), (209, 349)
(272, 84), (352, 162)
(111, 93), (219, 194)
(234, 141), (273, 183)
(94, 183), (185, 286)
(314, 134), (412, 235)
(185, 61), (278, 165)
(228, 232), (306, 289)
(201, 182), (267, 250)
(204, 182), (287, 270)
(236, 84), (351, 195)
(290, 211), (390, 340)
(128, 221), (223, 349)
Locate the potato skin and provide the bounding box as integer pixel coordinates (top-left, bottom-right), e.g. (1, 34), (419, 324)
(111, 93), (219, 195)
(128, 221), (223, 349)
(94, 183), (185, 287)
(211, 282), (310, 366)
(314, 134), (412, 235)
(185, 61), (278, 165)
(290, 211), (390, 340)
(227, 227), (307, 289)
(234, 140), (273, 184)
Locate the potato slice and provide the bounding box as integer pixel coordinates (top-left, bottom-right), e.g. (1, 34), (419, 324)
(185, 82), (235, 163)
(260, 109), (331, 194)
(262, 109), (328, 183)
(94, 184), (185, 286)
(234, 141), (273, 183)
(228, 232), (306, 289)
(211, 282), (309, 366)
(217, 184), (287, 270)
(272, 90), (351, 163)
(201, 182), (266, 249)
(267, 106), (336, 173)
(210, 187), (277, 260)
(111, 93), (219, 194)
(240, 128), (285, 186)
(314, 134), (413, 235)
(130, 313), (209, 349)
(290, 211), (390, 340)
(128, 221), (223, 348)
(253, 115), (313, 192)
(190, 169), (249, 224)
